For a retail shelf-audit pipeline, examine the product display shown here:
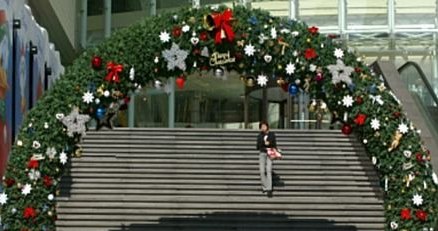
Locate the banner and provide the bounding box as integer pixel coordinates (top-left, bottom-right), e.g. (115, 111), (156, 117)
(0, 0), (12, 178)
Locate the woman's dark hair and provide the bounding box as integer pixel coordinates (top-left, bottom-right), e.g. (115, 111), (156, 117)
(259, 120), (269, 130)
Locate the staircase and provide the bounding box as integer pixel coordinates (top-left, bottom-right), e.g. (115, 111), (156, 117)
(56, 128), (385, 231)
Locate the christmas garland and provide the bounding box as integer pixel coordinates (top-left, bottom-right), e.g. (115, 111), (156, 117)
(1, 5), (437, 230)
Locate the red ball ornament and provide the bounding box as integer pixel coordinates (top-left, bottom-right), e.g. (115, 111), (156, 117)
(91, 56), (102, 70)
(172, 26), (182, 38)
(416, 153), (424, 163)
(4, 178), (15, 187)
(341, 124), (353, 135)
(199, 31), (209, 41)
(43, 175), (53, 188)
(393, 111), (401, 118)
(176, 76), (186, 89)
(354, 67), (362, 73)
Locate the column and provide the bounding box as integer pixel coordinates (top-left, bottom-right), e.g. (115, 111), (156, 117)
(168, 77), (175, 128)
(79, 0), (87, 48)
(104, 0), (112, 38)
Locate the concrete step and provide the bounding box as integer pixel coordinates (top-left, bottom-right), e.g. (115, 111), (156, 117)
(58, 129), (384, 231)
(61, 173), (379, 181)
(59, 189), (382, 197)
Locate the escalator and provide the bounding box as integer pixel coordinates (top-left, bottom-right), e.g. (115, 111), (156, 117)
(371, 61), (438, 168)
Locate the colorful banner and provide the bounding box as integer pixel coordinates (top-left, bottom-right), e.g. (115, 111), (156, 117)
(0, 0), (12, 178)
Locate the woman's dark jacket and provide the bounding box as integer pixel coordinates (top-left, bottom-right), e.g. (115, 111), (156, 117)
(256, 131), (277, 153)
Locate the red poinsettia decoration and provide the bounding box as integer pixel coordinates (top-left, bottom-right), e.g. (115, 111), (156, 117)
(400, 208), (411, 220)
(354, 113), (367, 126)
(23, 207), (37, 219)
(308, 26), (319, 34)
(43, 175), (53, 188)
(105, 62), (123, 83)
(304, 48), (317, 60)
(27, 159), (39, 169)
(416, 209), (428, 221)
(172, 26), (182, 37)
(4, 178), (15, 187)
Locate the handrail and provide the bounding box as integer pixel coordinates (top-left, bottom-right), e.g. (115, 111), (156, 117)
(397, 61), (438, 106)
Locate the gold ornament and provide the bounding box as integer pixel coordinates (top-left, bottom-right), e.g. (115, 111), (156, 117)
(188, 16), (196, 24)
(278, 40), (290, 55)
(96, 85), (105, 96)
(237, 40), (245, 47)
(306, 38), (311, 43)
(276, 77), (286, 87)
(203, 16), (214, 31)
(303, 76), (311, 92)
(75, 146), (82, 158)
(388, 131), (403, 152)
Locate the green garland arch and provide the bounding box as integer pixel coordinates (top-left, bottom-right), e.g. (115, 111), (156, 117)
(1, 5), (437, 230)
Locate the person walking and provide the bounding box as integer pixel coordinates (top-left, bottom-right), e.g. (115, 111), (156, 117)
(256, 121), (277, 197)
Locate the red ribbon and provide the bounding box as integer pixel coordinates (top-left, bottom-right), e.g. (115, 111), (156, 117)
(105, 62), (123, 83)
(213, 8), (235, 44)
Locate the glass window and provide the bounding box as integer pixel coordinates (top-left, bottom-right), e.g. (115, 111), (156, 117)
(299, 0), (338, 29)
(346, 0), (388, 29)
(395, 0), (436, 28)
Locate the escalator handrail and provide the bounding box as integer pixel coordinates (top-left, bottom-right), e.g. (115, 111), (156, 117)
(397, 61), (438, 106)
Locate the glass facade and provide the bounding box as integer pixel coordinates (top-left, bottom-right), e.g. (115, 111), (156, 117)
(82, 0), (438, 129)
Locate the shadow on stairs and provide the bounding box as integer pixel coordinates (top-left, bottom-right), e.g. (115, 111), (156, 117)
(109, 212), (359, 231)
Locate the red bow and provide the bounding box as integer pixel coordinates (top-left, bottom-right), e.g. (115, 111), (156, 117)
(105, 62), (123, 83)
(213, 8), (235, 44)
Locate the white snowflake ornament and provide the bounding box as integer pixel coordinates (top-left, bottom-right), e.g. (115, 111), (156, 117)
(257, 74), (268, 87)
(412, 193), (423, 206)
(0, 192), (7, 205)
(159, 31), (170, 43)
(370, 118), (380, 130)
(398, 123), (409, 134)
(60, 151), (68, 165)
(244, 44), (256, 56)
(285, 62), (296, 75)
(309, 64), (317, 72)
(82, 91), (94, 104)
(342, 95), (354, 108)
(334, 48), (344, 59)
(22, 184), (32, 196)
